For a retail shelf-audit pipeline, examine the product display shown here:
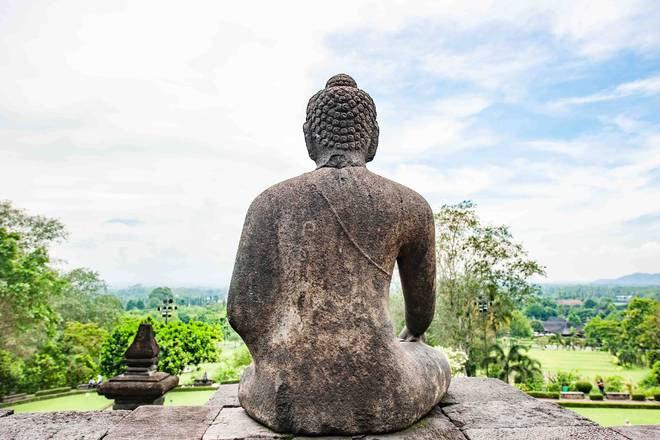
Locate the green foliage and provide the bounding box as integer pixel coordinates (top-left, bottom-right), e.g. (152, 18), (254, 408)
(604, 375), (624, 392)
(589, 392), (604, 400)
(99, 318), (222, 377)
(574, 381), (593, 394)
(584, 316), (620, 353)
(431, 201), (545, 374)
(231, 344), (252, 369)
(527, 391), (559, 399)
(0, 228), (64, 352)
(482, 343), (542, 384)
(0, 349), (24, 397)
(638, 361), (660, 389)
(547, 370), (580, 392)
(509, 311), (533, 338)
(631, 393), (646, 401)
(530, 320), (544, 333)
(23, 351), (67, 392)
(149, 287), (174, 308)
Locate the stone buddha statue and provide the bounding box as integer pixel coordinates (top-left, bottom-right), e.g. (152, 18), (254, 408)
(227, 74), (451, 435)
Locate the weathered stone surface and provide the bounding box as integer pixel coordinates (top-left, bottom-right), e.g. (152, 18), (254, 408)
(227, 73), (451, 435)
(293, 408), (466, 440)
(442, 399), (596, 429)
(205, 383), (239, 407)
(0, 410), (129, 440)
(611, 424), (660, 440)
(203, 407), (288, 440)
(104, 406), (220, 440)
(0, 409), (13, 417)
(441, 377), (533, 406)
(464, 425), (628, 440)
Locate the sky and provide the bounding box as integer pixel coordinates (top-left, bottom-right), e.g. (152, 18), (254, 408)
(1, 0), (660, 287)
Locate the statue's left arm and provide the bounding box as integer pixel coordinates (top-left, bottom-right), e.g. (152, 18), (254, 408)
(396, 201), (436, 341)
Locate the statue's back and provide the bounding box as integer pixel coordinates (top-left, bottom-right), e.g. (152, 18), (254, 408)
(227, 74), (450, 436)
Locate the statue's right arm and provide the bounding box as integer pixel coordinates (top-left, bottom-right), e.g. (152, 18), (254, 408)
(227, 192), (278, 345)
(396, 200), (436, 339)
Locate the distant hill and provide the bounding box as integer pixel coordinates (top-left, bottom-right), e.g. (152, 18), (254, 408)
(593, 273), (660, 286)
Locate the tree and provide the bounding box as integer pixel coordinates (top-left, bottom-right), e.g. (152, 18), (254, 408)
(149, 287), (174, 308)
(0, 228), (64, 354)
(567, 312), (581, 328)
(0, 201), (67, 251)
(618, 297), (658, 367)
(482, 343), (542, 384)
(99, 318), (222, 377)
(530, 320), (544, 333)
(53, 268), (124, 330)
(430, 201), (545, 375)
(584, 316), (619, 351)
(509, 311), (533, 338)
(584, 298), (597, 308)
(0, 349), (24, 397)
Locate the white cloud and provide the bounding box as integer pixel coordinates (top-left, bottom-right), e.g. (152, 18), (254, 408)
(1, 0), (660, 285)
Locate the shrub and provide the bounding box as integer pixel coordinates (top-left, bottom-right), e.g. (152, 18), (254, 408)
(527, 391), (559, 399)
(589, 392), (604, 400)
(604, 375), (624, 392)
(638, 361), (660, 389)
(631, 393), (646, 401)
(574, 381), (593, 394)
(35, 386), (71, 396)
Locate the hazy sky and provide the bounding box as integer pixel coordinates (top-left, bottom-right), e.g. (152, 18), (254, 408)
(2, 1), (660, 286)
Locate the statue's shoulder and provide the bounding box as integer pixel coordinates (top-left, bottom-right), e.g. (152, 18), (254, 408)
(366, 170), (433, 214)
(246, 172), (314, 213)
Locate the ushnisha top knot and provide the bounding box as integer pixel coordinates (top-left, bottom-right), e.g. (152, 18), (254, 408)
(325, 73), (357, 88)
(305, 73), (378, 164)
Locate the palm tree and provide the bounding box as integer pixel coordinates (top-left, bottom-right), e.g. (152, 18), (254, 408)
(482, 343), (543, 384)
(548, 333), (563, 349)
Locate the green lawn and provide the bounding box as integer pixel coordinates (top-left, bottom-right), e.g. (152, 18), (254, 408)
(6, 389), (217, 413)
(164, 390), (216, 406)
(528, 348), (649, 383)
(569, 407), (660, 426)
(8, 392), (112, 413)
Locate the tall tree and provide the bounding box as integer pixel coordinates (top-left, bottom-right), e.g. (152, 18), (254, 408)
(430, 201), (544, 375)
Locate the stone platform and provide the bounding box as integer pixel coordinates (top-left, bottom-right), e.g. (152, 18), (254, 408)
(0, 378), (658, 439)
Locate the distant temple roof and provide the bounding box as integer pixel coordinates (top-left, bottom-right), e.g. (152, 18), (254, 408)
(557, 299), (583, 306)
(541, 317), (567, 333)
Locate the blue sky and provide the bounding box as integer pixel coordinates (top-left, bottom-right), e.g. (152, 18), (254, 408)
(1, 1), (659, 286)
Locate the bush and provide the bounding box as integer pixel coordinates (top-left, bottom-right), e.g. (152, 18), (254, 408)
(604, 375), (624, 392)
(35, 386), (71, 396)
(574, 381), (593, 394)
(631, 393), (646, 401)
(638, 361), (660, 389)
(0, 350), (24, 397)
(527, 391), (559, 399)
(589, 393), (604, 400)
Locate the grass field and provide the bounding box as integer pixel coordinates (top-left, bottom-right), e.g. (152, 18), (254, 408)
(7, 389), (217, 413)
(528, 348), (649, 383)
(569, 407), (660, 426)
(164, 390), (216, 406)
(8, 392), (112, 413)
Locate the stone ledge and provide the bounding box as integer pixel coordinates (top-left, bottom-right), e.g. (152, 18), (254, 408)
(610, 424), (660, 440)
(103, 406), (220, 440)
(0, 409), (13, 418)
(0, 378), (655, 439)
(0, 410), (130, 440)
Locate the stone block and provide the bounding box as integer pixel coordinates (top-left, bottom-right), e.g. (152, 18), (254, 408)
(104, 406), (220, 440)
(605, 392), (630, 400)
(293, 408), (467, 440)
(464, 425), (629, 439)
(203, 407), (288, 440)
(0, 410), (129, 440)
(204, 383), (239, 408)
(442, 399), (595, 430)
(440, 377), (534, 406)
(560, 391), (584, 399)
(610, 424), (660, 440)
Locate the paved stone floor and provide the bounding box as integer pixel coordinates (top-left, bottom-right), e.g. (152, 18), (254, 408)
(0, 378), (658, 439)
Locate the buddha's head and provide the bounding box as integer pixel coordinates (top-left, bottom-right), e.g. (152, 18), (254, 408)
(304, 74), (379, 169)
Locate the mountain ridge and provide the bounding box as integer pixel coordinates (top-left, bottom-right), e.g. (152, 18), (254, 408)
(593, 272), (660, 286)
